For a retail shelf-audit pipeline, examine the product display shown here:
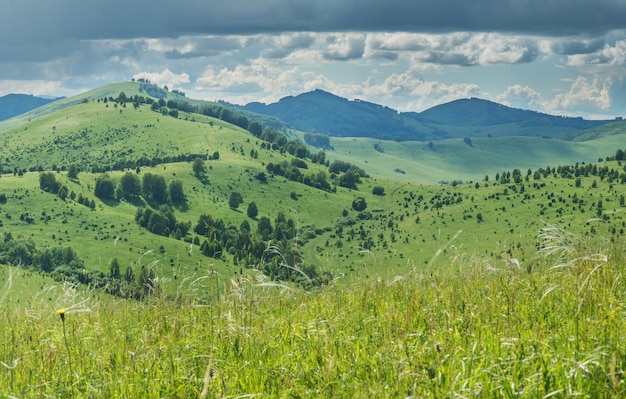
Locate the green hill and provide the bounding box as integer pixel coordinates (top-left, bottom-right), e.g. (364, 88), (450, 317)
(0, 82), (625, 298)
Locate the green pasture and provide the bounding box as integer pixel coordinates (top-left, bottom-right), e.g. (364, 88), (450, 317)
(1, 231), (626, 397)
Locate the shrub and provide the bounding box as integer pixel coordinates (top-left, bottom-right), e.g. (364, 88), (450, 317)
(372, 186), (385, 196)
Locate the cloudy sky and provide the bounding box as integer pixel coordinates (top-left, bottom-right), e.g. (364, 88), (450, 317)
(1, 0), (626, 119)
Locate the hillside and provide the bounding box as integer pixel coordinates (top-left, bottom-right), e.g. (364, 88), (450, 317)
(241, 90), (614, 141)
(0, 82), (624, 298)
(0, 94), (58, 121)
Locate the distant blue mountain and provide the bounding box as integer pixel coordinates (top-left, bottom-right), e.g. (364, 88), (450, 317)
(241, 90), (613, 141)
(0, 94), (59, 121)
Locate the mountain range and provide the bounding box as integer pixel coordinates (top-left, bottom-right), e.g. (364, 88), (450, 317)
(240, 89), (615, 141)
(2, 86), (616, 143)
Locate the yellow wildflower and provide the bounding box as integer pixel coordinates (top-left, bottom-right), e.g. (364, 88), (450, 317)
(57, 308), (66, 322)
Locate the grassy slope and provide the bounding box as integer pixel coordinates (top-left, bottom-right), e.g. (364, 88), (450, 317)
(327, 132), (625, 184)
(0, 98), (625, 288)
(1, 236), (625, 397)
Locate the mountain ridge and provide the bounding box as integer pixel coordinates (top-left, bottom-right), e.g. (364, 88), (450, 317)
(241, 90), (614, 141)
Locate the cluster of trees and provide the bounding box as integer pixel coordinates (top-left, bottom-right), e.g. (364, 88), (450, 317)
(0, 233), (94, 287)
(263, 159), (368, 192)
(107, 92), (370, 194)
(265, 162), (333, 191)
(94, 172), (186, 206)
(486, 159), (626, 186)
(328, 160), (369, 189)
(90, 153), (208, 174)
(135, 206), (191, 239)
(39, 172), (96, 208)
(103, 259), (161, 300)
(191, 212), (330, 287)
(304, 133), (333, 150)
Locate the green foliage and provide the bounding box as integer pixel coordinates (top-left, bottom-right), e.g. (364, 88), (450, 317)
(168, 180), (185, 204)
(351, 197), (367, 212)
(257, 216), (273, 241)
(39, 172), (59, 193)
(142, 173), (168, 204)
(3, 235), (626, 397)
(229, 191), (243, 209)
(372, 185), (385, 196)
(304, 132), (332, 149)
(247, 201), (258, 219)
(67, 164), (79, 180)
(119, 172), (141, 199)
(192, 157), (206, 177)
(94, 174), (116, 200)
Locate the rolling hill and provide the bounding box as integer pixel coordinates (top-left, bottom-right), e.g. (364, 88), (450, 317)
(0, 81), (625, 296)
(241, 90), (614, 141)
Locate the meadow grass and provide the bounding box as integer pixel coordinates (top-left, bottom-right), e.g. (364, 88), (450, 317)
(1, 227), (625, 398)
(326, 133), (626, 185)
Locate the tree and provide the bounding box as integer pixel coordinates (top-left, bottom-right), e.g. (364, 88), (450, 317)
(67, 164), (79, 180)
(94, 174), (116, 200)
(109, 258), (121, 279)
(229, 192), (243, 209)
(351, 197), (367, 212)
(169, 180), (185, 204)
(372, 186), (385, 196)
(247, 202), (258, 219)
(142, 173), (168, 204)
(257, 216), (273, 240)
(248, 121), (263, 137)
(192, 158), (206, 177)
(120, 172), (141, 199)
(39, 172), (60, 193)
(124, 266), (135, 284)
(254, 172), (267, 183)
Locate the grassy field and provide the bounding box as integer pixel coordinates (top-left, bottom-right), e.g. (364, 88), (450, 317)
(1, 229), (625, 397)
(326, 130), (626, 185)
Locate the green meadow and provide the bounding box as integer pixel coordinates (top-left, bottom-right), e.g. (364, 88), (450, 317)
(1, 82), (626, 396)
(1, 231), (626, 397)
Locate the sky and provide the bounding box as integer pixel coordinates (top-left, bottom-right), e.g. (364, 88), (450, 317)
(1, 0), (626, 119)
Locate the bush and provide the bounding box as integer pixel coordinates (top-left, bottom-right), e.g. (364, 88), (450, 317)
(351, 197), (367, 212)
(372, 186), (385, 196)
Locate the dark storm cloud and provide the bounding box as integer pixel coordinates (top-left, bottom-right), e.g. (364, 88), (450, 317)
(2, 0), (626, 47)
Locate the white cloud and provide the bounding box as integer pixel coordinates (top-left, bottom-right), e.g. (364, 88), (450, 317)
(133, 69), (190, 90)
(496, 85), (543, 109)
(550, 76), (612, 112)
(194, 61), (304, 103)
(0, 80), (82, 97)
(567, 39), (626, 67)
(323, 34), (366, 60)
(261, 33), (316, 58)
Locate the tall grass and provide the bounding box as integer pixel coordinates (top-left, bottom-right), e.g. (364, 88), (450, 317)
(1, 227), (625, 397)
